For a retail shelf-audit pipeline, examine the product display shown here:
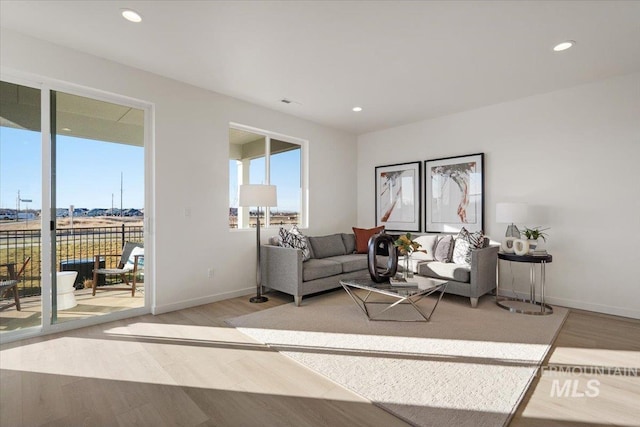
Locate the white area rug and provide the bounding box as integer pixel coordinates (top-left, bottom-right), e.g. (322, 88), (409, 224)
(227, 290), (568, 427)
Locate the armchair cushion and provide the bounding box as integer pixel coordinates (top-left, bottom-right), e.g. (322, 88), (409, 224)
(125, 246), (145, 269)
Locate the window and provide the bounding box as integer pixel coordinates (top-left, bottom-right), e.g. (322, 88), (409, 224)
(229, 125), (305, 229)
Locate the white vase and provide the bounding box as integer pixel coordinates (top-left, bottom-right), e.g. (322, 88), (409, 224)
(527, 239), (538, 253)
(513, 239), (529, 256)
(501, 237), (517, 253)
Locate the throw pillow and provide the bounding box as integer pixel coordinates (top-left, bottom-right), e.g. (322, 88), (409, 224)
(352, 226), (385, 254)
(457, 227), (486, 263)
(412, 235), (439, 262)
(433, 235), (454, 262)
(452, 238), (470, 265)
(458, 227), (485, 249)
(279, 225), (311, 261)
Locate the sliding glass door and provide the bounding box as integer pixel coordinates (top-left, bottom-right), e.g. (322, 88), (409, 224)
(0, 81), (43, 334)
(1, 77), (149, 338)
(50, 90), (146, 325)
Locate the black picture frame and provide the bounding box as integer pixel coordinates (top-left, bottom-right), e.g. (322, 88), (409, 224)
(375, 161), (421, 232)
(424, 153), (484, 233)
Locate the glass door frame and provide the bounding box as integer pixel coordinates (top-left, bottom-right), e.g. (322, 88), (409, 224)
(0, 70), (154, 343)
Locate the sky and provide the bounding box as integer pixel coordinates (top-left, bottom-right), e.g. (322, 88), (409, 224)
(0, 126), (144, 210)
(2, 124), (300, 213)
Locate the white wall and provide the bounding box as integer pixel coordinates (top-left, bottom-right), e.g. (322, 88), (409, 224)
(357, 73), (640, 319)
(1, 28), (358, 313)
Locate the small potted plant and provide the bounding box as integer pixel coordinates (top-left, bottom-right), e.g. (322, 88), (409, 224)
(393, 233), (423, 278)
(521, 226), (549, 252)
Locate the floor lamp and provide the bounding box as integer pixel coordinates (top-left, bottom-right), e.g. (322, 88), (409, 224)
(239, 184), (277, 303)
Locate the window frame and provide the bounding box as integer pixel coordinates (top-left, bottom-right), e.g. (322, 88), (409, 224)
(229, 122), (308, 230)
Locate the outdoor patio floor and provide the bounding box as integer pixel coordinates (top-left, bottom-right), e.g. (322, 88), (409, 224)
(0, 285), (144, 333)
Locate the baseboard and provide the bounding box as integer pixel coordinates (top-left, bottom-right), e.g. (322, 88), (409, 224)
(498, 290), (639, 320)
(152, 287), (255, 315)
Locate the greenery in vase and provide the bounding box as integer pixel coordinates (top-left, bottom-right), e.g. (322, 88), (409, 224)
(393, 233), (422, 255)
(521, 226), (550, 242)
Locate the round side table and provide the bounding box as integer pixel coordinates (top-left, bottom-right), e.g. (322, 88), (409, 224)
(497, 252), (553, 315)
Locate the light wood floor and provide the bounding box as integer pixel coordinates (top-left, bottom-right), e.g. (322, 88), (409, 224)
(511, 308), (640, 427)
(1, 291), (638, 426)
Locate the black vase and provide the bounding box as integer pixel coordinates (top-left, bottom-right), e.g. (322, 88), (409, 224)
(367, 233), (398, 283)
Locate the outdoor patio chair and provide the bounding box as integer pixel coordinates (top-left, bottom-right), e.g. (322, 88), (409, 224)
(0, 257), (31, 311)
(92, 242), (143, 297)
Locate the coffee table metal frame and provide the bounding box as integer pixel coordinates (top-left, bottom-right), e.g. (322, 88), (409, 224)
(497, 252), (553, 315)
(340, 276), (448, 322)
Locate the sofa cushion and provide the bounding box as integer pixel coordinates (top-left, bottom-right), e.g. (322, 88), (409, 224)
(353, 226), (385, 254)
(308, 234), (346, 259)
(412, 234), (439, 262)
(434, 235), (454, 262)
(419, 261), (471, 283)
(341, 233), (357, 254)
(325, 254), (368, 273)
(302, 258), (343, 281)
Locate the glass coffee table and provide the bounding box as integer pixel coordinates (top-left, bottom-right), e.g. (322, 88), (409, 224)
(340, 276), (448, 322)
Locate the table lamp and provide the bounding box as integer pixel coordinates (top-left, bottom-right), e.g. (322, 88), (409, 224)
(496, 202), (528, 253)
(239, 184), (277, 303)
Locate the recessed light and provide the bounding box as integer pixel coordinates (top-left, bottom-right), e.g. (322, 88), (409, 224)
(352, 107), (363, 112)
(121, 9), (142, 23)
(553, 40), (575, 52)
(61, 127), (71, 132)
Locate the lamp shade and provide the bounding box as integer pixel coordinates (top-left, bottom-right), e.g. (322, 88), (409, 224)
(496, 202), (528, 224)
(239, 184), (277, 207)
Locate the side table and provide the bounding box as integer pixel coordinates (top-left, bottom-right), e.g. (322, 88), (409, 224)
(497, 252), (553, 315)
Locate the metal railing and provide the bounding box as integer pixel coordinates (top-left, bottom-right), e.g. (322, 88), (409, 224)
(0, 225), (143, 297)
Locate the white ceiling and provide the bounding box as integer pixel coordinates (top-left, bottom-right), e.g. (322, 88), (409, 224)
(1, 1), (639, 135)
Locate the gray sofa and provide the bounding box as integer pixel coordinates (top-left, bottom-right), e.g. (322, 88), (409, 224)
(261, 233), (370, 306)
(261, 232), (498, 307)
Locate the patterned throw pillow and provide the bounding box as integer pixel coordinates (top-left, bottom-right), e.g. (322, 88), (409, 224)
(434, 235), (454, 262)
(279, 225), (311, 261)
(456, 227), (485, 263)
(452, 238), (470, 265)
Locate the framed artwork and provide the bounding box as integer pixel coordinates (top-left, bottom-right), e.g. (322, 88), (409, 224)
(375, 162), (421, 232)
(424, 153), (484, 233)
